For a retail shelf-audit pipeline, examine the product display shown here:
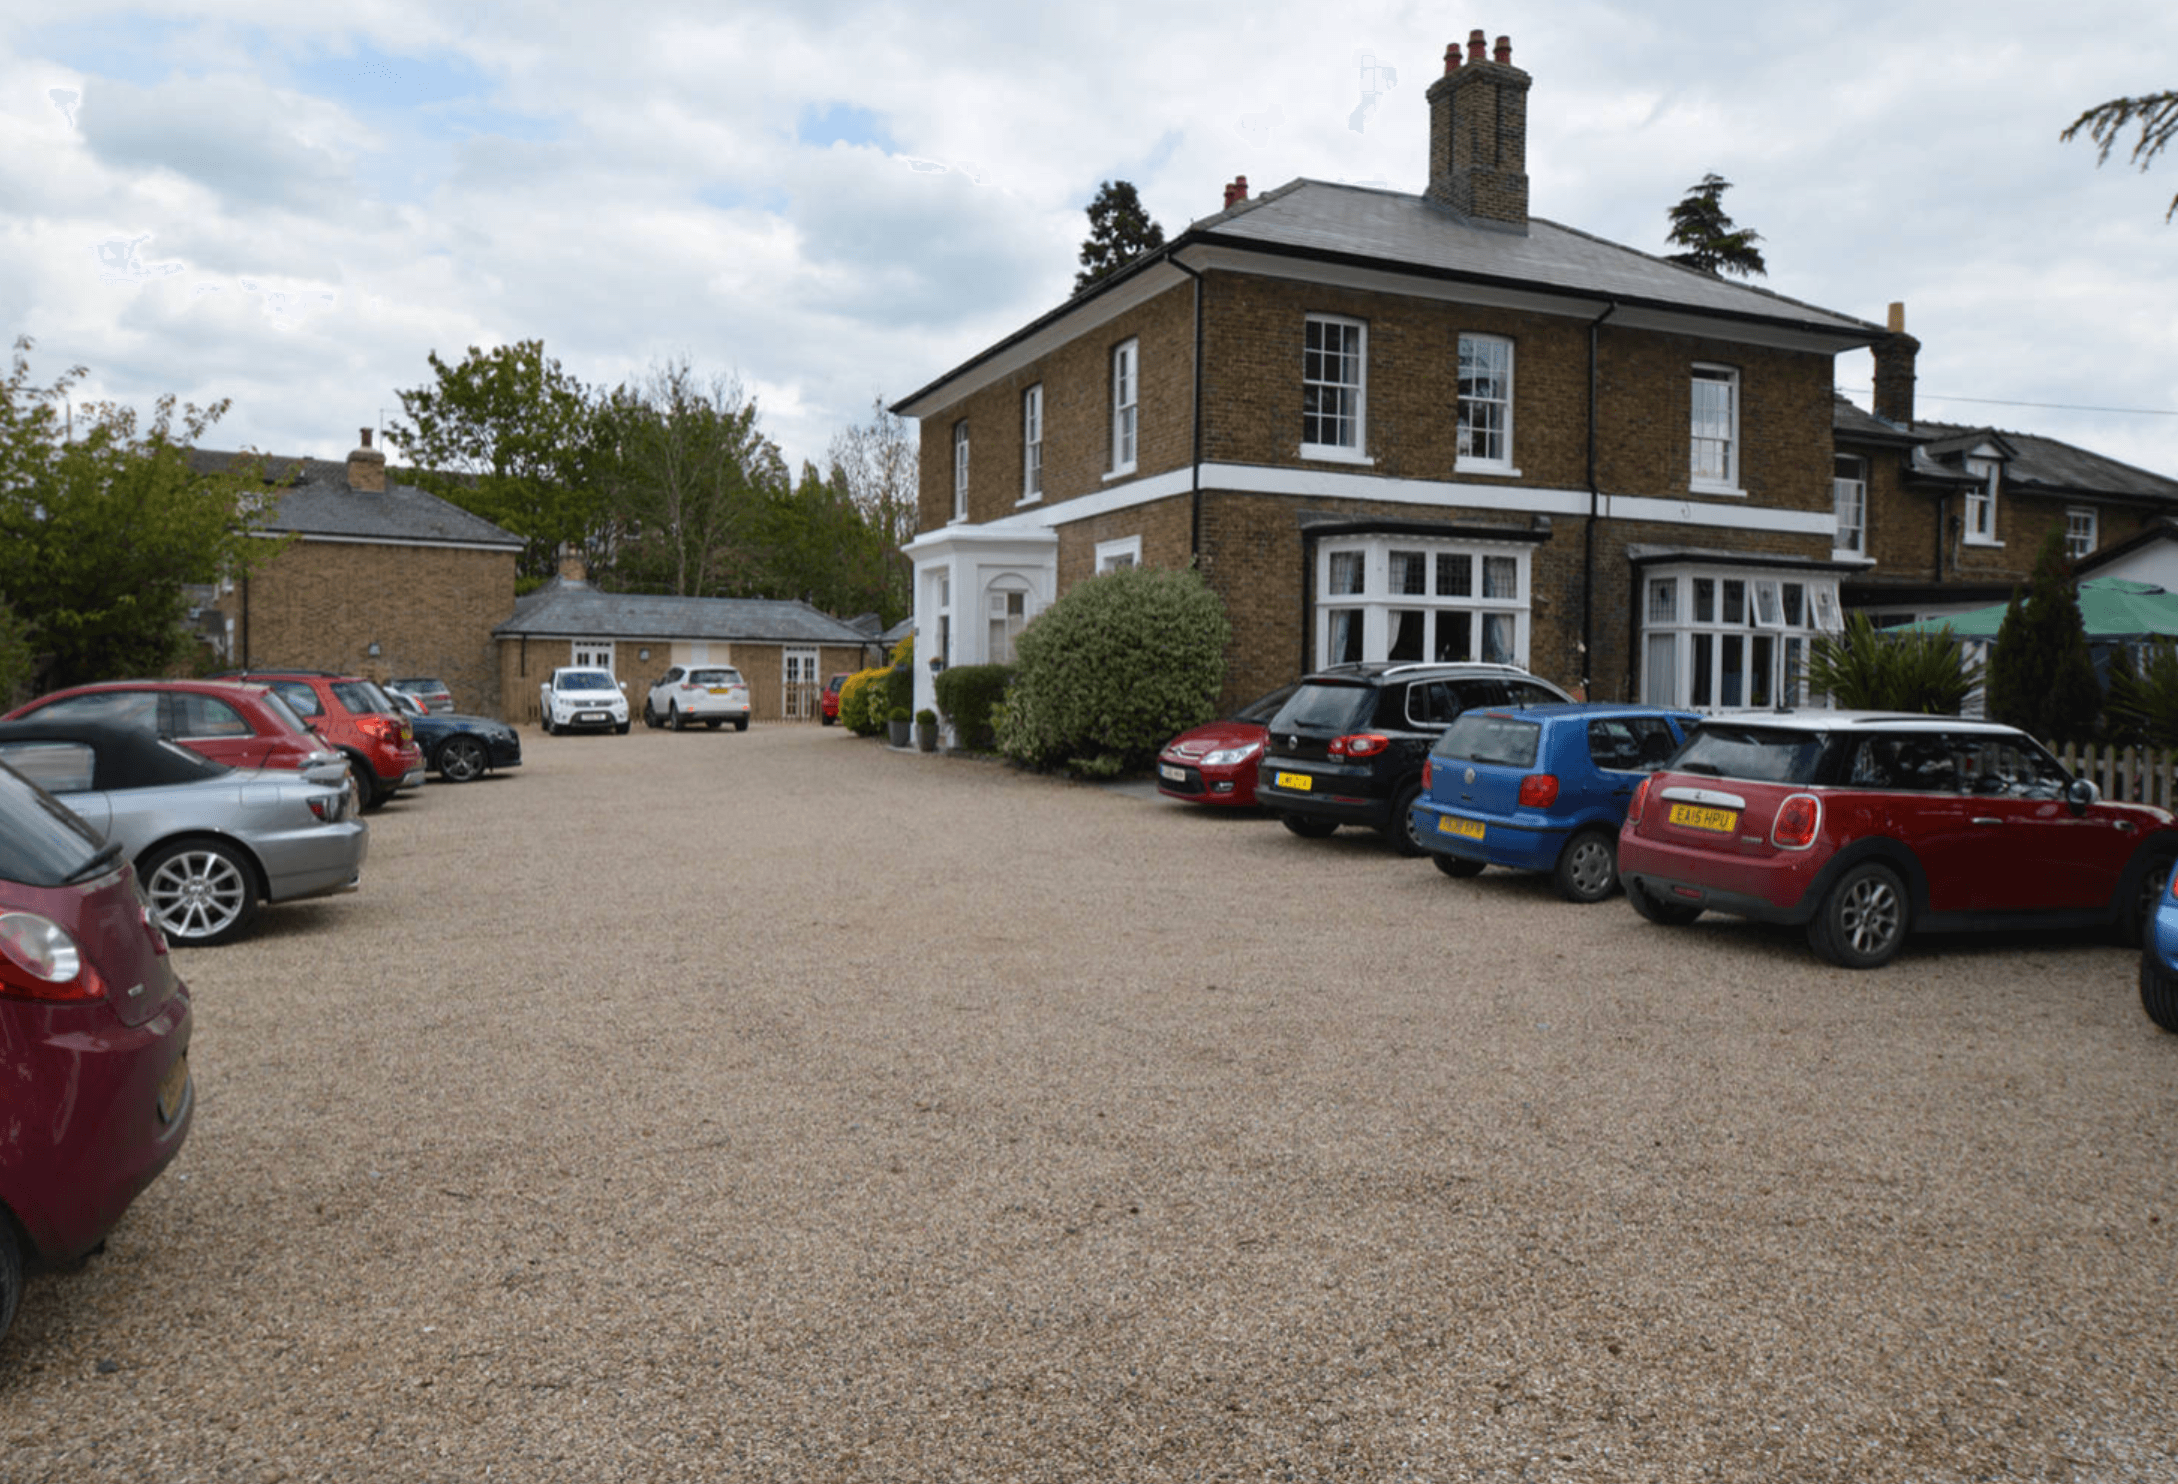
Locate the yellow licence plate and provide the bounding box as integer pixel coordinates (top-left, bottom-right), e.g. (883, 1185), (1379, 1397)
(1668, 803), (1739, 833)
(157, 1052), (189, 1125)
(1437, 815), (1485, 840)
(708, 687), (731, 694)
(1275, 771), (1314, 792)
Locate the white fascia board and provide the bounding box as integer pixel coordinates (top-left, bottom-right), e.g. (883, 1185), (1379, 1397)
(902, 522), (1061, 560)
(892, 266), (1193, 420)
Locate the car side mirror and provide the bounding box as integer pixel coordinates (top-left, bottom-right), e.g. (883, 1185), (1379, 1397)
(619, 682), (627, 691)
(2065, 776), (2099, 816)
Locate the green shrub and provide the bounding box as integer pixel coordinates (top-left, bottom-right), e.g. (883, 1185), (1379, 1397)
(915, 708), (937, 727)
(1806, 612), (1982, 714)
(885, 663), (914, 717)
(839, 666), (892, 736)
(934, 664), (1015, 751)
(2106, 641), (2178, 747)
(888, 705), (909, 724)
(1987, 531), (2103, 743)
(995, 565), (1229, 775)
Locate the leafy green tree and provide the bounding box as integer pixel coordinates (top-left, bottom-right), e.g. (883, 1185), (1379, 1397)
(996, 565), (1229, 777)
(0, 337), (284, 691)
(1075, 180), (1166, 293)
(1985, 531), (2104, 743)
(1664, 173), (1767, 278)
(2062, 90), (2178, 220)
(757, 462), (898, 620)
(387, 341), (601, 583)
(0, 599), (35, 707)
(1806, 612), (1982, 714)
(825, 398), (917, 625)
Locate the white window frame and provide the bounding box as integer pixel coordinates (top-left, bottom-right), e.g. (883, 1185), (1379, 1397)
(1108, 340), (1138, 477)
(1689, 364), (1743, 496)
(1964, 457), (2001, 547)
(1301, 314), (1370, 465)
(1640, 564), (1842, 712)
(2066, 506), (2097, 561)
(1095, 535), (1142, 574)
(986, 584), (1030, 665)
(572, 639), (616, 673)
(951, 420), (970, 523)
(1455, 333), (1517, 475)
(934, 571), (953, 668)
(1021, 384), (1043, 504)
(1311, 538), (1531, 669)
(1833, 454), (1867, 558)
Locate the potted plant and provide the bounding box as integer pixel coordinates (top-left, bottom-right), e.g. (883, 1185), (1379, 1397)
(887, 705), (911, 747)
(915, 707), (939, 752)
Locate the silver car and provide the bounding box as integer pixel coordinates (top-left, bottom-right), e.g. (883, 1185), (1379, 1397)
(0, 719), (367, 947)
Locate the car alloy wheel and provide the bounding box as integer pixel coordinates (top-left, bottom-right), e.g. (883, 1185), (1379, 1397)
(1554, 829), (1618, 904)
(1810, 861), (1907, 970)
(438, 736), (487, 783)
(141, 839), (260, 946)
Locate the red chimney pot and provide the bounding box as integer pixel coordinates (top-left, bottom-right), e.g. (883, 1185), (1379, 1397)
(1444, 42), (1460, 72)
(359, 427), (372, 448)
(1467, 29), (1486, 63)
(1494, 36), (1512, 65)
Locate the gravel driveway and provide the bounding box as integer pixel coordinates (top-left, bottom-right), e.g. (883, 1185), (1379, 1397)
(7, 725), (2177, 1482)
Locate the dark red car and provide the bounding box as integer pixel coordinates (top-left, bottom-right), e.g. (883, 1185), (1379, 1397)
(1618, 712), (2178, 968)
(820, 673), (849, 726)
(215, 671), (424, 810)
(6, 679), (348, 788)
(0, 756), (193, 1344)
(1155, 683), (1300, 807)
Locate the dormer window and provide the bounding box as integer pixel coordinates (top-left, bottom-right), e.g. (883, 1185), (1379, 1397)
(1964, 456), (2000, 546)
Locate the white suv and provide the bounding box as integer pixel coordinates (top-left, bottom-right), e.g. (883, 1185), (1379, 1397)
(539, 667), (630, 735)
(644, 666), (752, 731)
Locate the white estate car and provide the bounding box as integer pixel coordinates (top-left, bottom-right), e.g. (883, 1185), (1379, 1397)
(539, 667), (630, 735)
(644, 665), (752, 732)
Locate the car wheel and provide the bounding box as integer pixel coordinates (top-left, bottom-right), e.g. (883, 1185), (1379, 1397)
(0, 1215), (19, 1348)
(1432, 852), (1486, 879)
(615, 720), (631, 736)
(821, 713), (835, 727)
(670, 704), (685, 732)
(2142, 954), (2178, 1034)
(1626, 877), (1702, 927)
(1553, 828), (1620, 904)
(542, 712), (556, 736)
(1280, 814), (1338, 839)
(349, 757), (389, 812)
(2120, 848), (2178, 948)
(642, 701), (660, 729)
(1382, 784), (1427, 857)
(734, 718), (749, 732)
(139, 837), (261, 947)
(1808, 861), (1909, 970)
(437, 736), (488, 783)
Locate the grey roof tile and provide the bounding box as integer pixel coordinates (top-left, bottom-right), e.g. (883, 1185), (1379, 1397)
(189, 449), (523, 548)
(493, 578), (874, 646)
(1909, 420), (2178, 502)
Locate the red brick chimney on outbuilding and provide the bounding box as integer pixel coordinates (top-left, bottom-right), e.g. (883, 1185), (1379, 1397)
(1425, 28), (1530, 231)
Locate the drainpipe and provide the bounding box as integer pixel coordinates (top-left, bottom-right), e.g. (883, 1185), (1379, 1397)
(1584, 301), (1619, 699)
(1167, 254), (1207, 564)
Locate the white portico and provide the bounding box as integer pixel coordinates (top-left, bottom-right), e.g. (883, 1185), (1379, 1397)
(902, 523), (1058, 729)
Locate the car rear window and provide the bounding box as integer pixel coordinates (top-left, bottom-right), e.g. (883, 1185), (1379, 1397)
(1270, 683), (1375, 733)
(28, 690), (159, 728)
(1672, 725), (1826, 784)
(688, 669), (743, 686)
(1435, 712), (1540, 767)
(0, 761), (110, 888)
(1589, 717), (1681, 773)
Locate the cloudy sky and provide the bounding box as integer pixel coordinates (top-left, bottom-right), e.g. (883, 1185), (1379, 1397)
(3, 0), (2174, 481)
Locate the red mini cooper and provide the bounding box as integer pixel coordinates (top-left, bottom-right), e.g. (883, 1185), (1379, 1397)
(1617, 712), (2178, 969)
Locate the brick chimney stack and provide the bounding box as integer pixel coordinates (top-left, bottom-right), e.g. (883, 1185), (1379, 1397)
(557, 544), (588, 584)
(1426, 28), (1531, 231)
(346, 427), (387, 493)
(1222, 175), (1250, 210)
(1872, 301), (1920, 427)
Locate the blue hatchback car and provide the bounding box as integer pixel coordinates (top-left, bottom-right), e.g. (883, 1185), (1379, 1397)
(1412, 704), (1701, 902)
(2140, 861), (2178, 1033)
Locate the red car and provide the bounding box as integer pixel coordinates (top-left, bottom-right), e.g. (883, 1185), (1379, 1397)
(1155, 683), (1300, 807)
(820, 673), (849, 726)
(1618, 712), (2178, 969)
(0, 756), (193, 1345)
(6, 679), (348, 788)
(215, 671), (424, 811)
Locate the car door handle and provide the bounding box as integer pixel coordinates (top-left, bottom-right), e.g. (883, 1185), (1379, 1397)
(2115, 820), (2137, 833)
(1971, 816), (2004, 827)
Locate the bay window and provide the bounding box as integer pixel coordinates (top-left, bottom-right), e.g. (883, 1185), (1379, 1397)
(1314, 537), (1530, 670)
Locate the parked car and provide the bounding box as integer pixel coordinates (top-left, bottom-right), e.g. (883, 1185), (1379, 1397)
(1155, 683), (1301, 808)
(820, 673), (849, 726)
(1255, 663), (1573, 854)
(389, 676), (455, 713)
(5, 679), (348, 789)
(2138, 861), (2178, 1033)
(1414, 703), (1701, 901)
(1617, 712), (2178, 969)
(644, 665), (752, 731)
(540, 668), (630, 735)
(0, 719), (368, 947)
(213, 670), (424, 811)
(383, 691), (524, 782)
(0, 753), (193, 1347)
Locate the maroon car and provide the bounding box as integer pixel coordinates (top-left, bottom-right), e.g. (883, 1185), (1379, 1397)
(1618, 712), (2178, 969)
(1155, 683), (1300, 807)
(6, 679), (348, 788)
(0, 757), (193, 1344)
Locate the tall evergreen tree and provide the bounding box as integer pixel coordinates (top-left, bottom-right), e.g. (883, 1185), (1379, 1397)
(1075, 181), (1166, 293)
(1664, 173), (1767, 279)
(1985, 530), (2104, 743)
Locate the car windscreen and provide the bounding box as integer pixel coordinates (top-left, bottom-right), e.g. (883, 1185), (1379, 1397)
(688, 669), (742, 686)
(1671, 725), (1826, 784)
(1269, 683), (1375, 734)
(558, 671), (615, 691)
(0, 760), (119, 887)
(1433, 712), (1540, 767)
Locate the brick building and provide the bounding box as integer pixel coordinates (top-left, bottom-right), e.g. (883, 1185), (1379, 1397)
(201, 431), (524, 717)
(892, 32), (1889, 722)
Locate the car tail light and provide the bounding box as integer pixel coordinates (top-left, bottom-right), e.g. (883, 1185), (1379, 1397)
(0, 911), (106, 1002)
(1518, 774), (1560, 808)
(1421, 759), (1433, 790)
(1628, 776), (1652, 824)
(1772, 793), (1822, 850)
(1328, 733), (1390, 759)
(357, 714), (396, 739)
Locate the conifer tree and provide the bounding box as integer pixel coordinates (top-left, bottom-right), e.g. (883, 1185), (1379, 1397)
(1985, 530), (2103, 743)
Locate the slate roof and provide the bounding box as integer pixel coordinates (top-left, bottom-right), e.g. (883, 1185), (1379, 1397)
(1830, 400), (2178, 505)
(1831, 395), (1920, 446)
(494, 577), (873, 646)
(187, 449), (523, 549)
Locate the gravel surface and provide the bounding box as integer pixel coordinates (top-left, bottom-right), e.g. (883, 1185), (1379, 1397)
(6, 725), (2177, 1482)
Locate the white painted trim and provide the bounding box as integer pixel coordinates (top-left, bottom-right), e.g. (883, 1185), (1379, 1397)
(1095, 535), (1143, 572)
(1455, 460), (1521, 478)
(1300, 446), (1374, 466)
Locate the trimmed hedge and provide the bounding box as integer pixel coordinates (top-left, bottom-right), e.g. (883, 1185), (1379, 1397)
(995, 565), (1229, 777)
(933, 664), (1013, 751)
(838, 666), (892, 736)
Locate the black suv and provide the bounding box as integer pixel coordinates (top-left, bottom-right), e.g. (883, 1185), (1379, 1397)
(1256, 663), (1571, 854)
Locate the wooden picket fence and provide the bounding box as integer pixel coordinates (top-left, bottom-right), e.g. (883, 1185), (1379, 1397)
(2049, 742), (2178, 808)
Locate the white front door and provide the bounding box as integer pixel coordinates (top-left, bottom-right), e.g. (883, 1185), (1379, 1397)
(573, 639), (615, 673)
(783, 649), (819, 720)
